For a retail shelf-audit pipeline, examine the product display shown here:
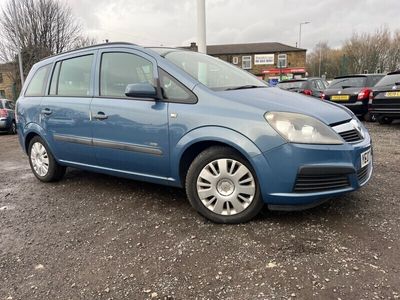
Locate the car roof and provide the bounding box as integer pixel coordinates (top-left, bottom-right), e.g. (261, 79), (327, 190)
(279, 77), (324, 83)
(35, 42), (142, 67)
(32, 43), (193, 70)
(387, 70), (400, 75)
(334, 74), (384, 79)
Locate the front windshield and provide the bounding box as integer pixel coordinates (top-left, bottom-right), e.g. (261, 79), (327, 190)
(161, 50), (267, 91)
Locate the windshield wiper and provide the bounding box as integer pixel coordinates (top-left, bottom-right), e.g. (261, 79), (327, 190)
(225, 85), (266, 91)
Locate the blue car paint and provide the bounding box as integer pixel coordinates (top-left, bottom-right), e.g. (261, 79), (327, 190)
(16, 43), (372, 209)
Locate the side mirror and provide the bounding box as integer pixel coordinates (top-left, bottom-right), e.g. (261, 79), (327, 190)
(125, 83), (158, 99)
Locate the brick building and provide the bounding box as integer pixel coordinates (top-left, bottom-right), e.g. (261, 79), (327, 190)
(186, 42), (307, 84)
(0, 63), (17, 100)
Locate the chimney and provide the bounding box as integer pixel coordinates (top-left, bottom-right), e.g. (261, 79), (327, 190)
(189, 42), (198, 52)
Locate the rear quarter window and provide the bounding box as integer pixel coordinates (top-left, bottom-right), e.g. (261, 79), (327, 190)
(25, 65), (51, 97)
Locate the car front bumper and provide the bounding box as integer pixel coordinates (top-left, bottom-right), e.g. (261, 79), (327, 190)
(251, 132), (372, 210)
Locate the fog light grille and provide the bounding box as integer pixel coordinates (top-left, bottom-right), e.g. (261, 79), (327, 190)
(294, 174), (350, 193)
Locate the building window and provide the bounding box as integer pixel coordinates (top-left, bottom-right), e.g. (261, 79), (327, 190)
(232, 57), (239, 64)
(277, 54), (287, 68)
(242, 56), (252, 70)
(0, 73), (3, 84)
(0, 90), (5, 98)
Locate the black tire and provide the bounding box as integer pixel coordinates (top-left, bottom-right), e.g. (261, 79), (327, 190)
(363, 112), (375, 122)
(8, 121), (17, 134)
(378, 116), (393, 125)
(185, 146), (264, 224)
(28, 136), (66, 182)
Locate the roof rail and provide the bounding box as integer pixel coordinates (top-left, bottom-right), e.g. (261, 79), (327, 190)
(44, 42), (139, 60)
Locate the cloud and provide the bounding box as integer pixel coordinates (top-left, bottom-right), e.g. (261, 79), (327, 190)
(12, 0), (400, 51)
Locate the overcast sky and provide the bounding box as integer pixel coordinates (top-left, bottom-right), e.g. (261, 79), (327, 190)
(2, 0), (400, 51)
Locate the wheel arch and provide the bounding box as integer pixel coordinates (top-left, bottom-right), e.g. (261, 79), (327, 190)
(22, 123), (55, 155)
(172, 126), (265, 186)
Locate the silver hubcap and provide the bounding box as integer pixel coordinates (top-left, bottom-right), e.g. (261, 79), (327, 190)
(30, 142), (49, 177)
(196, 158), (256, 216)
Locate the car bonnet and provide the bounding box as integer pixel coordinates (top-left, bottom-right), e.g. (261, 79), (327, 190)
(217, 87), (353, 125)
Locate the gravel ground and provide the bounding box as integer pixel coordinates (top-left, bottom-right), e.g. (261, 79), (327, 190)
(1, 121), (399, 300)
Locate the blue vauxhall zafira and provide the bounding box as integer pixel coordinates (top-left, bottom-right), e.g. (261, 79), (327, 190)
(16, 43), (372, 223)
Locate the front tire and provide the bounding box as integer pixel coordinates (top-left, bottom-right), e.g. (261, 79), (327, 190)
(28, 136), (66, 182)
(185, 146), (263, 223)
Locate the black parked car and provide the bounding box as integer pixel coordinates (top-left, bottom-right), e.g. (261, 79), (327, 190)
(369, 70), (400, 124)
(322, 74), (384, 121)
(0, 99), (16, 134)
(277, 78), (328, 98)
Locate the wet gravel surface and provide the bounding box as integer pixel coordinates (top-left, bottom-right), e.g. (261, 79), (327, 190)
(1, 122), (400, 300)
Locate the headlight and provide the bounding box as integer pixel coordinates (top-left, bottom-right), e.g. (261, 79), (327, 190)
(265, 112), (343, 145)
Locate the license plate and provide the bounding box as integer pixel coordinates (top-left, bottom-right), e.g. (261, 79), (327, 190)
(360, 149), (371, 168)
(331, 95), (350, 101)
(385, 91), (400, 97)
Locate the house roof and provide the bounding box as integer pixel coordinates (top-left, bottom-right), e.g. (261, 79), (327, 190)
(206, 42), (306, 55)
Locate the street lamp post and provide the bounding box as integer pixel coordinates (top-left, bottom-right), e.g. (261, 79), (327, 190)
(298, 21), (310, 48)
(197, 0), (207, 54)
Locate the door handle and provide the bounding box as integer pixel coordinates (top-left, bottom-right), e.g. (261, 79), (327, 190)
(93, 112), (108, 120)
(41, 108), (52, 115)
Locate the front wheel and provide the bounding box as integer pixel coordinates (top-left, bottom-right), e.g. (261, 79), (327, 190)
(185, 146), (264, 223)
(28, 136), (66, 182)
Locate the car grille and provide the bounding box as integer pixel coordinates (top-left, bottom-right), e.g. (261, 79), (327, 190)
(293, 174), (351, 193)
(338, 129), (363, 143)
(357, 165), (370, 185)
(331, 120), (364, 143)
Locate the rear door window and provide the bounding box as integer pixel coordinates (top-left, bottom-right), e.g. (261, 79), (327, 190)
(50, 55), (94, 97)
(0, 101), (3, 109)
(25, 65), (51, 97)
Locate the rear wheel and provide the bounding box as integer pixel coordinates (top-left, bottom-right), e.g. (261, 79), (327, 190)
(378, 116), (393, 125)
(185, 146), (263, 223)
(28, 136), (66, 182)
(363, 112), (375, 122)
(8, 121), (16, 134)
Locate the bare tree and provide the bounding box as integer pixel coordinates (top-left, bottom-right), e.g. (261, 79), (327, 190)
(306, 42), (344, 79)
(343, 27), (393, 74)
(308, 27), (400, 78)
(0, 0), (96, 76)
